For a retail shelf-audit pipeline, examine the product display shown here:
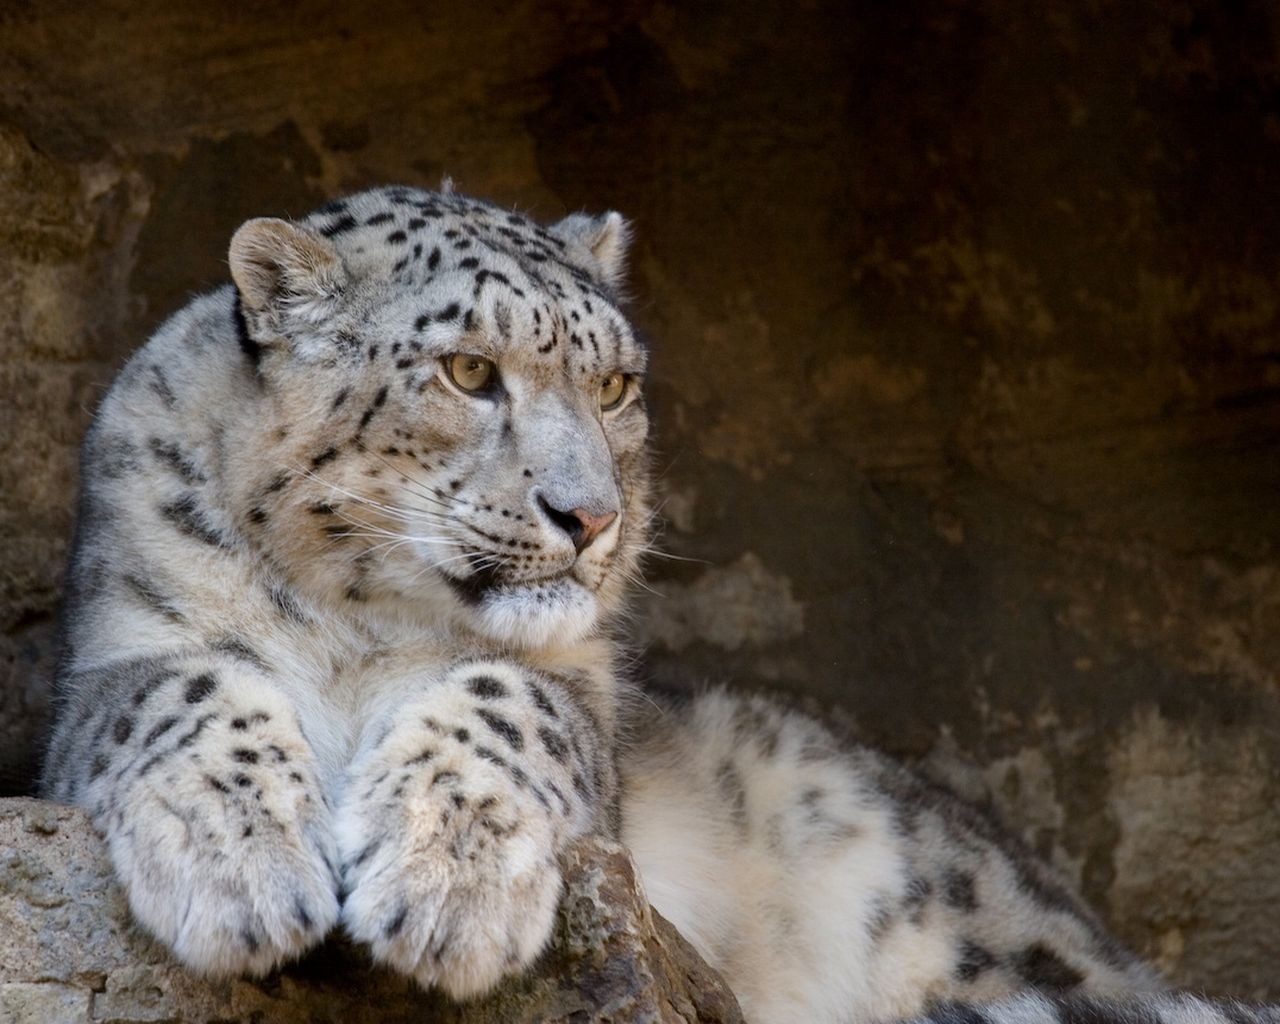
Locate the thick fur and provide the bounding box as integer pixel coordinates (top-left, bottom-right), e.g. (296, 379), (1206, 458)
(41, 186), (1266, 1022)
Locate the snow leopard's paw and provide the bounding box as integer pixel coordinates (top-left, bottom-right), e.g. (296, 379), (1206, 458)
(338, 729), (563, 996)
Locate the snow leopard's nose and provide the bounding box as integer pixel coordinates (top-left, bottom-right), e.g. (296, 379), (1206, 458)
(537, 495), (617, 554)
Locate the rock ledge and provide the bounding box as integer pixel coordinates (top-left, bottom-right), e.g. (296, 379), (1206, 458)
(0, 797), (743, 1023)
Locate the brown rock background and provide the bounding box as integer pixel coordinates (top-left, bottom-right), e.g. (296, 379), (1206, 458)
(2, 0), (1278, 1002)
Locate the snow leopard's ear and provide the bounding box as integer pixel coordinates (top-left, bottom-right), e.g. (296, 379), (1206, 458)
(229, 218), (347, 333)
(550, 211), (632, 289)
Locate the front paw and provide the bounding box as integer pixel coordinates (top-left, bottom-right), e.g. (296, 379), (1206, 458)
(107, 750), (340, 975)
(338, 768), (563, 998)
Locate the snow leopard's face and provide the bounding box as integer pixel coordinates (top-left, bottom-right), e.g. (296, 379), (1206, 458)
(230, 187), (651, 648)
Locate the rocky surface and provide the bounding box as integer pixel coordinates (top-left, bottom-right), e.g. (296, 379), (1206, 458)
(0, 797), (743, 1024)
(2, 0), (1280, 1000)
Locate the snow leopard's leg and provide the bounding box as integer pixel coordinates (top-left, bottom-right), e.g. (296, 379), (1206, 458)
(42, 652), (340, 976)
(336, 659), (612, 998)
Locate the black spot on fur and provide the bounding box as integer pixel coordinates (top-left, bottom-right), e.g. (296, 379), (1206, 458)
(147, 435), (204, 483)
(903, 874), (933, 923)
(349, 840), (381, 873)
(160, 494), (229, 548)
(475, 708), (523, 750)
(943, 868), (978, 912)
(148, 364), (178, 409)
(955, 939), (997, 982)
(207, 775), (231, 794)
(184, 673), (218, 703)
(311, 447), (339, 469)
(96, 435), (141, 478)
(466, 675), (508, 699)
(144, 716), (179, 747)
(386, 229), (407, 244)
(526, 682), (558, 719)
(113, 716), (134, 744)
(233, 291), (260, 365)
(365, 212), (394, 226)
(269, 584), (307, 623)
(1015, 944), (1085, 992)
(233, 748), (259, 764)
(538, 726), (568, 763)
(320, 214), (358, 237)
(211, 635), (268, 671)
(133, 665), (176, 706)
(865, 895), (895, 941)
(122, 574), (186, 623)
(475, 745), (508, 770)
(384, 904), (409, 939)
(176, 713), (216, 749)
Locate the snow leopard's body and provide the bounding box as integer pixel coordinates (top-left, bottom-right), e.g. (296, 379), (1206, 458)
(40, 186), (1265, 1024)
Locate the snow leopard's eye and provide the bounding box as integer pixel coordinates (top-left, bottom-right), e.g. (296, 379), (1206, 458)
(445, 353), (497, 393)
(600, 372), (627, 411)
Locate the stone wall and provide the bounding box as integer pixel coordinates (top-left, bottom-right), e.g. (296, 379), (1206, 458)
(2, 0), (1278, 1000)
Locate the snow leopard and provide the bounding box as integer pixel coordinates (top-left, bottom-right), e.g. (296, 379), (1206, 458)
(40, 185), (1276, 1024)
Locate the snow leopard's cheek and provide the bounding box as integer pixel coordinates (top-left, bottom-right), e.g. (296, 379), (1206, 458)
(603, 399), (649, 461)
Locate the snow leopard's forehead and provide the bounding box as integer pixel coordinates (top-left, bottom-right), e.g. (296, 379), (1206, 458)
(297, 186), (645, 380)
(301, 187), (596, 283)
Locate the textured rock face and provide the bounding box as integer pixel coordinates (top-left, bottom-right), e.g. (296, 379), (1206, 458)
(2, 0), (1280, 1001)
(0, 798), (743, 1023)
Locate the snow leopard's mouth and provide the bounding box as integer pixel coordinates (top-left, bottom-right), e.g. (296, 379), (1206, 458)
(442, 564), (503, 606)
(442, 564), (578, 606)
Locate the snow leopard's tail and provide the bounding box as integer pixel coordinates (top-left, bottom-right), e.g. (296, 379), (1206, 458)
(919, 993), (1280, 1024)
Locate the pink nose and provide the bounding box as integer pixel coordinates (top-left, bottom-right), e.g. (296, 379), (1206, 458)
(568, 508), (617, 552)
(538, 495), (617, 554)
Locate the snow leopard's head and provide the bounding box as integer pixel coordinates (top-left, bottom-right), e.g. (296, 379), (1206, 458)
(229, 186), (651, 649)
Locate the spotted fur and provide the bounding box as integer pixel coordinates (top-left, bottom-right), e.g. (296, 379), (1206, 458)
(40, 186), (1266, 1022)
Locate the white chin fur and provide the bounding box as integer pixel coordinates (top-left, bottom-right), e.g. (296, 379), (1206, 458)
(469, 579), (598, 648)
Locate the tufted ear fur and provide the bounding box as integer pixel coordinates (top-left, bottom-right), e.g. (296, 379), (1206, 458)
(551, 211), (632, 289)
(229, 218), (347, 339)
